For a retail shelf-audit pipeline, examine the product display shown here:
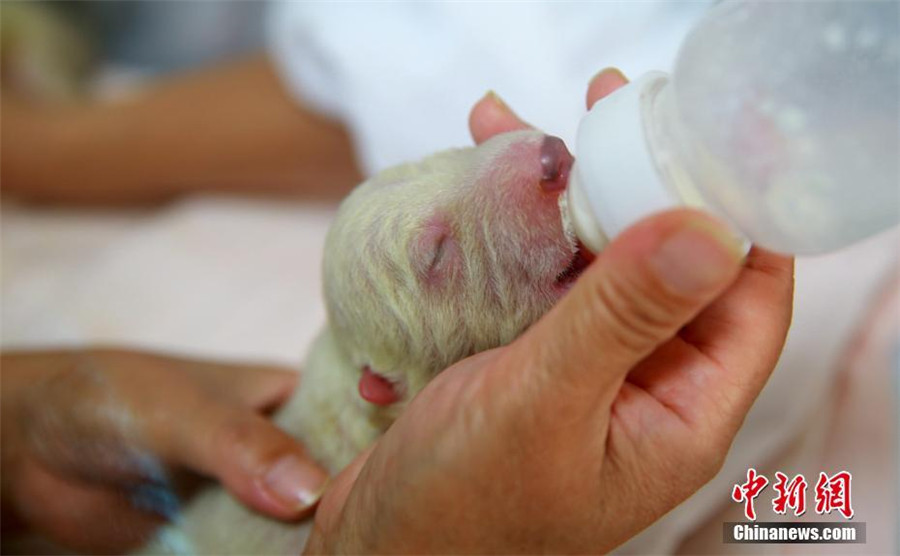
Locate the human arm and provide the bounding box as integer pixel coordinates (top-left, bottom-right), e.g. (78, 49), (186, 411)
(1, 55), (361, 204)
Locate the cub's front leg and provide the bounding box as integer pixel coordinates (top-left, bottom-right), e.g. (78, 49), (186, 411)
(139, 328), (375, 555)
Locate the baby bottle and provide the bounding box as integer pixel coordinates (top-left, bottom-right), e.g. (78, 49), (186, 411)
(565, 0), (899, 255)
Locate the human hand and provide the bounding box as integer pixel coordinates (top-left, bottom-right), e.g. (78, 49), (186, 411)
(0, 348), (329, 553)
(303, 69), (794, 553)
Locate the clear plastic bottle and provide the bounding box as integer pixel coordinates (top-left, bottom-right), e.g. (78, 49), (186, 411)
(565, 1), (899, 255)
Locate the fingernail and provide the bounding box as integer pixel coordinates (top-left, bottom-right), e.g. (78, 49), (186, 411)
(650, 220), (744, 295)
(592, 67), (627, 83)
(263, 455), (329, 510)
(485, 89), (507, 109)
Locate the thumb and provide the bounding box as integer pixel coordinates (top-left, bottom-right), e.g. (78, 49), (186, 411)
(303, 445), (376, 554)
(517, 209), (745, 395)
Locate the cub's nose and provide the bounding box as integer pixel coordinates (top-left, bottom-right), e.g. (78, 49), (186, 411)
(540, 135), (574, 193)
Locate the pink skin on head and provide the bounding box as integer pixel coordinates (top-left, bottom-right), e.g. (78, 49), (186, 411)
(473, 136), (567, 241)
(473, 134), (589, 292)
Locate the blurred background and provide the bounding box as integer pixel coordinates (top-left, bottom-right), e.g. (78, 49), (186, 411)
(1, 2), (897, 554)
(2, 1), (266, 94)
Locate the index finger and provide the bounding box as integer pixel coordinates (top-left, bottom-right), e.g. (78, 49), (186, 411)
(468, 91), (532, 144)
(587, 68), (630, 108)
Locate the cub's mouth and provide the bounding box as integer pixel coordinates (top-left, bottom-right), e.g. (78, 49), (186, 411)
(554, 167), (595, 289)
(555, 239), (595, 288)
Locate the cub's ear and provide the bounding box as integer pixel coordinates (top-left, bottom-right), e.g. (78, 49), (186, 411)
(358, 365), (401, 406)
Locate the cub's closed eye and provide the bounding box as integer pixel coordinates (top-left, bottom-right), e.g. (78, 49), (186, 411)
(413, 215), (461, 284)
(428, 233), (449, 274)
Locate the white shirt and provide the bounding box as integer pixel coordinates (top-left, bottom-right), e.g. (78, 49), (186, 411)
(267, 2), (710, 174)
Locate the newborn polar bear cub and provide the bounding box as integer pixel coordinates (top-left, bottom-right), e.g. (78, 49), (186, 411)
(295, 129), (591, 470)
(147, 130), (593, 554)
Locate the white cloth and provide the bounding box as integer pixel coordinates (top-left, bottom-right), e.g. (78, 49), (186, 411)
(267, 1), (709, 174)
(1, 197), (333, 365)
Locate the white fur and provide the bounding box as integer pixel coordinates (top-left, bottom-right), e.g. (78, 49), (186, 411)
(142, 130), (577, 554)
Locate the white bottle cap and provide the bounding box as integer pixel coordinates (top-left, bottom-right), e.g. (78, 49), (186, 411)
(566, 71), (680, 253)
